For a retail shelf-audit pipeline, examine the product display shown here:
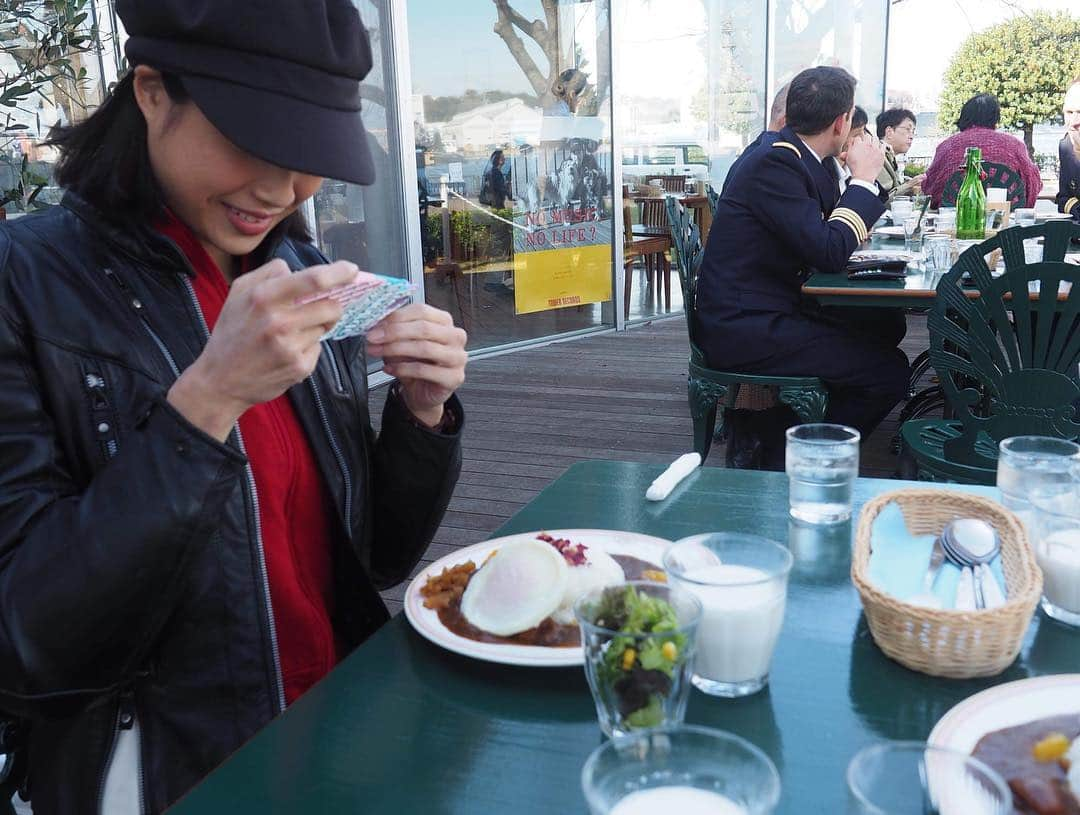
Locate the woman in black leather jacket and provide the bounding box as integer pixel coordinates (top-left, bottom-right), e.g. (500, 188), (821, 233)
(0, 2), (466, 812)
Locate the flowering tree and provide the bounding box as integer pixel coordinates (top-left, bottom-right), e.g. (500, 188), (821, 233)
(938, 11), (1080, 155)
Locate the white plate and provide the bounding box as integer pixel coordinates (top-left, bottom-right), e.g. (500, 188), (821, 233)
(1038, 212), (1073, 221)
(874, 226), (906, 238)
(928, 674), (1080, 754)
(404, 529), (671, 667)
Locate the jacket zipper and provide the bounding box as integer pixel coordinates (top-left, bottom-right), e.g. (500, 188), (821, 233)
(84, 372), (120, 460)
(179, 275), (286, 713)
(102, 269), (181, 378)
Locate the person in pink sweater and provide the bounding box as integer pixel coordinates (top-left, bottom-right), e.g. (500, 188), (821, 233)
(922, 93), (1042, 208)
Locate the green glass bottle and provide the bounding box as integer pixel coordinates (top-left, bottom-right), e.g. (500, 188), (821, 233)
(955, 147), (986, 240)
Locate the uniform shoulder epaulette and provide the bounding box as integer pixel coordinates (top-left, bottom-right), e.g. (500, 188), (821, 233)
(772, 141), (802, 159)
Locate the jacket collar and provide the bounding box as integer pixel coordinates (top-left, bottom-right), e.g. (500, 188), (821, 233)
(780, 126), (838, 214)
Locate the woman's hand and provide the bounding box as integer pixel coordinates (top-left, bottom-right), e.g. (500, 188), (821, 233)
(168, 259), (358, 441)
(365, 304), (468, 428)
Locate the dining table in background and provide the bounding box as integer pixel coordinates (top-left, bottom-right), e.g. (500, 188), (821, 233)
(631, 192), (713, 245)
(166, 462), (1077, 815)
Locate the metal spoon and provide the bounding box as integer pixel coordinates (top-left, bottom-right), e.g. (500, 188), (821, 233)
(940, 519), (1000, 609)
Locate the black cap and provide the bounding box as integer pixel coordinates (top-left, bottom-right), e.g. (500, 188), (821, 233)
(118, 0), (375, 185)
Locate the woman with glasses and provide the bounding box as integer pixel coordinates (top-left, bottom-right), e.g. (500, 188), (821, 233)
(921, 93), (1042, 208)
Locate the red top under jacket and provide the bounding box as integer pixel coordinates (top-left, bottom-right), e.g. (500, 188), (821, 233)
(158, 214), (339, 705)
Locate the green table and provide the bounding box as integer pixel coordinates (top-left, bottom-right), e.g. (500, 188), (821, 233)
(168, 463), (1078, 814)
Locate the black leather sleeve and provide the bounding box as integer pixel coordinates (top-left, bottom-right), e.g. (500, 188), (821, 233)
(366, 386), (463, 589)
(0, 308), (247, 713)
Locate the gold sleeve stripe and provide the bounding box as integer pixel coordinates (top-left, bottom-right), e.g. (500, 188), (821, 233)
(772, 141), (802, 158)
(829, 207), (868, 242)
(828, 213), (863, 242)
(1065, 197), (1078, 214)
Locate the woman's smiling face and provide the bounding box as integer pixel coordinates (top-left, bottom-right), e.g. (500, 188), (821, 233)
(133, 66), (323, 275)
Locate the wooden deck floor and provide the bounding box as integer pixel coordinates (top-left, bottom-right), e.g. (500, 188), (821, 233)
(371, 313), (931, 616)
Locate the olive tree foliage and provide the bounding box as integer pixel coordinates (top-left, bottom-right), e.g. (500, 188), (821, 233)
(938, 11), (1080, 155)
(1, 0), (105, 210)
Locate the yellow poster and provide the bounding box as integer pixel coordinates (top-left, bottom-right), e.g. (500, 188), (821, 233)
(513, 243), (612, 315)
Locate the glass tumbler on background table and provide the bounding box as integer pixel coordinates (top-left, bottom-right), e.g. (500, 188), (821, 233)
(996, 436), (1080, 531)
(575, 581), (702, 738)
(847, 742), (1011, 815)
(663, 534), (792, 698)
(924, 233), (952, 273)
(785, 423), (860, 524)
(1032, 487), (1080, 627)
(903, 215), (923, 255)
(936, 207), (956, 236)
(581, 725), (781, 815)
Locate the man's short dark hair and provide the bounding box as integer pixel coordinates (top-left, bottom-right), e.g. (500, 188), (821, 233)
(957, 93), (1000, 131)
(876, 108), (916, 138)
(851, 106), (868, 132)
(785, 67), (857, 136)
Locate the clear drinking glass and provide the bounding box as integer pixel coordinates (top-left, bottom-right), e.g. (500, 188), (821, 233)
(663, 534), (792, 698)
(936, 207), (957, 236)
(924, 233), (953, 272)
(786, 423), (861, 524)
(575, 582), (702, 738)
(996, 436), (1080, 531)
(1031, 487), (1080, 627)
(847, 742), (1011, 815)
(903, 215), (922, 254)
(582, 725), (781, 815)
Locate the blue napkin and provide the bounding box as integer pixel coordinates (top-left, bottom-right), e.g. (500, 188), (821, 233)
(866, 502), (1006, 608)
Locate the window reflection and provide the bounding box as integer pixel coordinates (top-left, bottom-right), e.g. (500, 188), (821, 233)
(407, 0), (615, 353)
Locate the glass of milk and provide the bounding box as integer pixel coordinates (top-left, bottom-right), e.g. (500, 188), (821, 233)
(785, 424), (860, 525)
(847, 741), (1010, 815)
(996, 436), (1080, 533)
(663, 534), (793, 698)
(1032, 487), (1080, 627)
(581, 725), (780, 815)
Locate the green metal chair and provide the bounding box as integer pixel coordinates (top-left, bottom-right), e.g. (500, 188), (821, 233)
(706, 184), (720, 218)
(665, 197), (829, 462)
(900, 220), (1080, 483)
(940, 160), (1027, 209)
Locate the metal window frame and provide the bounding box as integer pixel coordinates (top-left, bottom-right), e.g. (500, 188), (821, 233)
(609, 0), (626, 331)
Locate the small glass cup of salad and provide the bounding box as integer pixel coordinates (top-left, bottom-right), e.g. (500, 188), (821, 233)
(574, 581), (702, 738)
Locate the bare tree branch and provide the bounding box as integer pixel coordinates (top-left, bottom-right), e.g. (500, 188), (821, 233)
(492, 0), (549, 98)
(542, 0), (559, 44)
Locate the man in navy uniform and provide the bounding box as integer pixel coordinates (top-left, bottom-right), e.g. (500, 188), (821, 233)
(696, 66), (910, 467)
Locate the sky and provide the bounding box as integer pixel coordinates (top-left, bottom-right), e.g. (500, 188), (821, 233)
(886, 0), (1078, 110)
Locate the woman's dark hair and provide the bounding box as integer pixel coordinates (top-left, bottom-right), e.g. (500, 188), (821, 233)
(47, 70), (310, 242)
(489, 149), (504, 166)
(875, 108), (915, 139)
(957, 94), (1000, 131)
(786, 66), (856, 136)
(851, 106), (868, 132)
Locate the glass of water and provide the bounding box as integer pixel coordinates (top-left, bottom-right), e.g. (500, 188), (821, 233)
(996, 436), (1080, 531)
(903, 215), (922, 254)
(847, 742), (1010, 815)
(924, 233), (953, 272)
(936, 207), (957, 236)
(786, 424), (860, 524)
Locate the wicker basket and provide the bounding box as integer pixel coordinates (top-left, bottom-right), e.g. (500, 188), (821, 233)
(851, 489), (1042, 679)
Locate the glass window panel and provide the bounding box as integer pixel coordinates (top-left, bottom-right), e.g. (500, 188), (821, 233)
(768, 0), (888, 115)
(407, 0), (615, 353)
(311, 0), (408, 296)
(614, 0), (767, 320)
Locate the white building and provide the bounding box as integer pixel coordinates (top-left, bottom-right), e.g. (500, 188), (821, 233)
(433, 98), (543, 152)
